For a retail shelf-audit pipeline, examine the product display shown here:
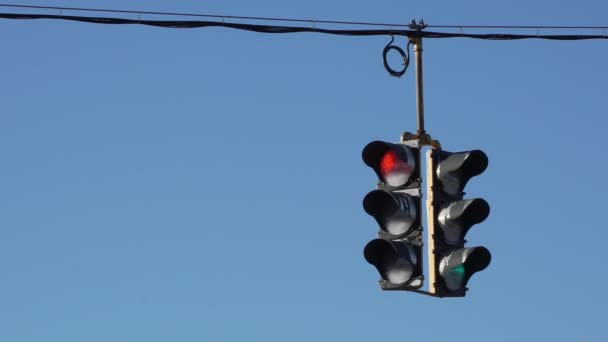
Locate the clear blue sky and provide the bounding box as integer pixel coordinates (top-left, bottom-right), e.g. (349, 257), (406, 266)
(1, 1), (606, 341)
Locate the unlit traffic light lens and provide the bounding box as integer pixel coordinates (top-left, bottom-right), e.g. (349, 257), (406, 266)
(363, 190), (418, 238)
(438, 198), (490, 245)
(364, 239), (418, 285)
(437, 150), (488, 195)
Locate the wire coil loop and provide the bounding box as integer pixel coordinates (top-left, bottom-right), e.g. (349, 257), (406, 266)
(382, 36), (411, 77)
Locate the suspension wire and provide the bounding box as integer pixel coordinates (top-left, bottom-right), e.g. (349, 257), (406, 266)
(0, 3), (412, 28)
(2, 4), (607, 31)
(0, 11), (607, 41)
(428, 25), (608, 30)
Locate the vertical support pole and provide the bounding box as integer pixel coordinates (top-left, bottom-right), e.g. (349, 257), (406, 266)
(411, 37), (425, 136)
(426, 149), (438, 295)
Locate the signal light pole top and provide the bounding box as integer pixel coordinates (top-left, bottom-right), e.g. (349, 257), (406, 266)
(404, 35), (441, 149)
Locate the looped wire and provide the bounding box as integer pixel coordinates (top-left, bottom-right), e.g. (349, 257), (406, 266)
(382, 35), (411, 78)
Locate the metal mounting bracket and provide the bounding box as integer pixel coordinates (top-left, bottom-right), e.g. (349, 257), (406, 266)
(401, 131), (441, 149)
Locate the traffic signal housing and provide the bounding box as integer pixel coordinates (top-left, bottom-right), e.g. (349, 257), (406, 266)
(362, 140), (423, 290)
(426, 148), (491, 297)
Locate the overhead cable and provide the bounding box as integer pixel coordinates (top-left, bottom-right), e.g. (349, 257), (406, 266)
(2, 4), (608, 31)
(0, 3), (413, 27)
(0, 12), (607, 41)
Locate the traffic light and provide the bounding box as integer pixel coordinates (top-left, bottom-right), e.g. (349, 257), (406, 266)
(426, 148), (491, 297)
(362, 140), (423, 290)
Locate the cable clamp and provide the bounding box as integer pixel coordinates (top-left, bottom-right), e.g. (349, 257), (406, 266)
(408, 19), (427, 31)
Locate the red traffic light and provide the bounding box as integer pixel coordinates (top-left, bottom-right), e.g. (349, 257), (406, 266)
(362, 141), (417, 188)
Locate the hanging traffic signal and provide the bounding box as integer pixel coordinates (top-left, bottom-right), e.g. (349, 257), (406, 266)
(362, 140), (423, 290)
(426, 148), (491, 297)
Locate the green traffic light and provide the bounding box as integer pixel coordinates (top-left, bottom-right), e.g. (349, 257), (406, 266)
(449, 265), (466, 276)
(439, 247), (491, 292)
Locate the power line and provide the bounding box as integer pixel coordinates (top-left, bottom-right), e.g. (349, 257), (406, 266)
(0, 9), (607, 41)
(0, 3), (412, 28)
(2, 3), (608, 31)
(428, 25), (608, 30)
(0, 13), (410, 35)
